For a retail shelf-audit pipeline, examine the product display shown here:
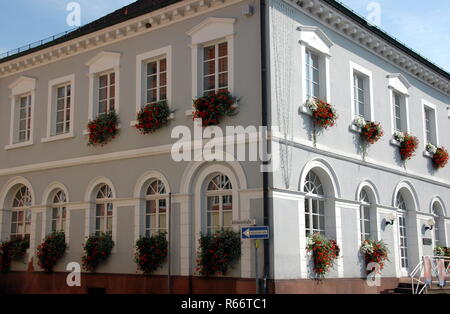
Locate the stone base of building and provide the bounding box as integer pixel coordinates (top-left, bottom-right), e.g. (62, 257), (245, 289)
(0, 271), (400, 294)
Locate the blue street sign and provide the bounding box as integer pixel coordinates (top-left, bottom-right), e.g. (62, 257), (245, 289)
(241, 226), (269, 239)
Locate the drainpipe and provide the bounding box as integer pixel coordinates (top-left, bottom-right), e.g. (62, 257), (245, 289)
(260, 0), (271, 295)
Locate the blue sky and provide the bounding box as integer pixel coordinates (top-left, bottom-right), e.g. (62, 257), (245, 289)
(0, 0), (449, 72)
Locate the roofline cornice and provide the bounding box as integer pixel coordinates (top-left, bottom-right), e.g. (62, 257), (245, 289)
(284, 0), (450, 97)
(0, 0), (244, 79)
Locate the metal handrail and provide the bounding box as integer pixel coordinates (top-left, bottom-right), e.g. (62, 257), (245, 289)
(411, 256), (450, 294)
(0, 28), (79, 60)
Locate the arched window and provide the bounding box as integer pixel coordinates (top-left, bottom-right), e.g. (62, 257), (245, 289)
(205, 174), (233, 234)
(51, 190), (67, 233)
(304, 171), (325, 236)
(432, 202), (444, 247)
(11, 186), (32, 242)
(359, 188), (371, 241)
(396, 192), (408, 269)
(95, 184), (113, 235)
(145, 179), (168, 236)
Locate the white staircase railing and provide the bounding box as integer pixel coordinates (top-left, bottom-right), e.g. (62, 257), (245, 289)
(410, 256), (450, 294)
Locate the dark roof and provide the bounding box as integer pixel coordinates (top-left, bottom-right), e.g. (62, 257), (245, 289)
(0, 0), (182, 64)
(1, 0), (449, 81)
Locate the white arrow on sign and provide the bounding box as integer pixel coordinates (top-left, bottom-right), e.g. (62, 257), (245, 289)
(243, 228), (251, 238)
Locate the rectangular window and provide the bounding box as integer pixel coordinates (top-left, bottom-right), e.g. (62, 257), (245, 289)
(146, 58), (167, 105)
(98, 73), (115, 114)
(95, 203), (113, 235)
(145, 199), (167, 236)
(55, 84), (71, 135)
(18, 95), (32, 143)
(359, 205), (371, 241)
(203, 42), (228, 95)
(398, 216), (408, 268)
(393, 92), (402, 132)
(51, 207), (66, 232)
(353, 73), (366, 118)
(10, 209), (31, 242)
(424, 107), (437, 145)
(305, 50), (320, 99)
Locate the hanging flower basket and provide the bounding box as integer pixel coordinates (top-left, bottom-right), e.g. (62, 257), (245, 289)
(36, 231), (67, 272)
(81, 232), (114, 272)
(0, 238), (29, 272)
(305, 98), (338, 129)
(192, 90), (238, 127)
(396, 132), (419, 161)
(361, 121), (383, 144)
(432, 147), (449, 169)
(196, 229), (241, 276)
(135, 101), (173, 134)
(87, 110), (120, 146)
(135, 232), (168, 274)
(360, 240), (389, 274)
(306, 233), (340, 279)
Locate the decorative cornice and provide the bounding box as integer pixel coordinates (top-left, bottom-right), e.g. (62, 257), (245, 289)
(0, 0), (243, 78)
(284, 0), (450, 97)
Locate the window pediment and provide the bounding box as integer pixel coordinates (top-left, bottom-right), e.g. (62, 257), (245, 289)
(86, 51), (121, 74)
(8, 76), (36, 95)
(187, 17), (236, 44)
(297, 25), (333, 56)
(387, 73), (410, 95)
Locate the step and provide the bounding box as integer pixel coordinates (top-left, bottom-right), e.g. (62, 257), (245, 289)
(394, 287), (413, 294)
(426, 287), (450, 295)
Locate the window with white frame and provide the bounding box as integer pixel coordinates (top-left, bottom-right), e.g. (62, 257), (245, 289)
(393, 92), (408, 133)
(432, 202), (444, 247)
(86, 51), (120, 120)
(17, 94), (32, 143)
(146, 58), (167, 105)
(359, 189), (371, 241)
(305, 49), (320, 99)
(51, 190), (67, 233)
(145, 179), (168, 236)
(187, 17), (235, 99)
(95, 185), (113, 235)
(396, 193), (408, 269)
(203, 41), (228, 95)
(352, 71), (371, 120)
(55, 84), (72, 135)
(10, 186), (32, 244)
(98, 72), (115, 114)
(423, 105), (437, 146)
(304, 171), (325, 236)
(205, 174), (233, 234)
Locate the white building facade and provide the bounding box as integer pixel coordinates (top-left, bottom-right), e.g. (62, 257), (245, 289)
(0, 0), (448, 294)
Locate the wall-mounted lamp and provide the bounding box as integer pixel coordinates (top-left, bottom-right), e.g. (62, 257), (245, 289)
(425, 219), (436, 231)
(385, 213), (396, 226)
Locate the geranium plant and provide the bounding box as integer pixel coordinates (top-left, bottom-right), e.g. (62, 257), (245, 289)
(361, 121), (383, 144)
(360, 239), (389, 274)
(81, 232), (114, 272)
(192, 90), (238, 127)
(397, 133), (419, 161)
(36, 231), (67, 272)
(135, 101), (173, 134)
(87, 110), (120, 146)
(305, 98), (338, 129)
(352, 115), (366, 128)
(432, 147), (449, 169)
(0, 238), (29, 272)
(135, 232), (168, 274)
(306, 233), (340, 279)
(196, 229), (241, 276)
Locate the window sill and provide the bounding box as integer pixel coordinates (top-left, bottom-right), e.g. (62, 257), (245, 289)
(130, 113), (175, 127)
(423, 150), (434, 159)
(83, 124), (122, 135)
(4, 140), (34, 150)
(349, 124), (362, 133)
(390, 139), (401, 147)
(299, 105), (313, 116)
(41, 133), (75, 143)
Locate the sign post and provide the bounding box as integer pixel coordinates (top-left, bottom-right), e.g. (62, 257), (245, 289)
(241, 226), (269, 294)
